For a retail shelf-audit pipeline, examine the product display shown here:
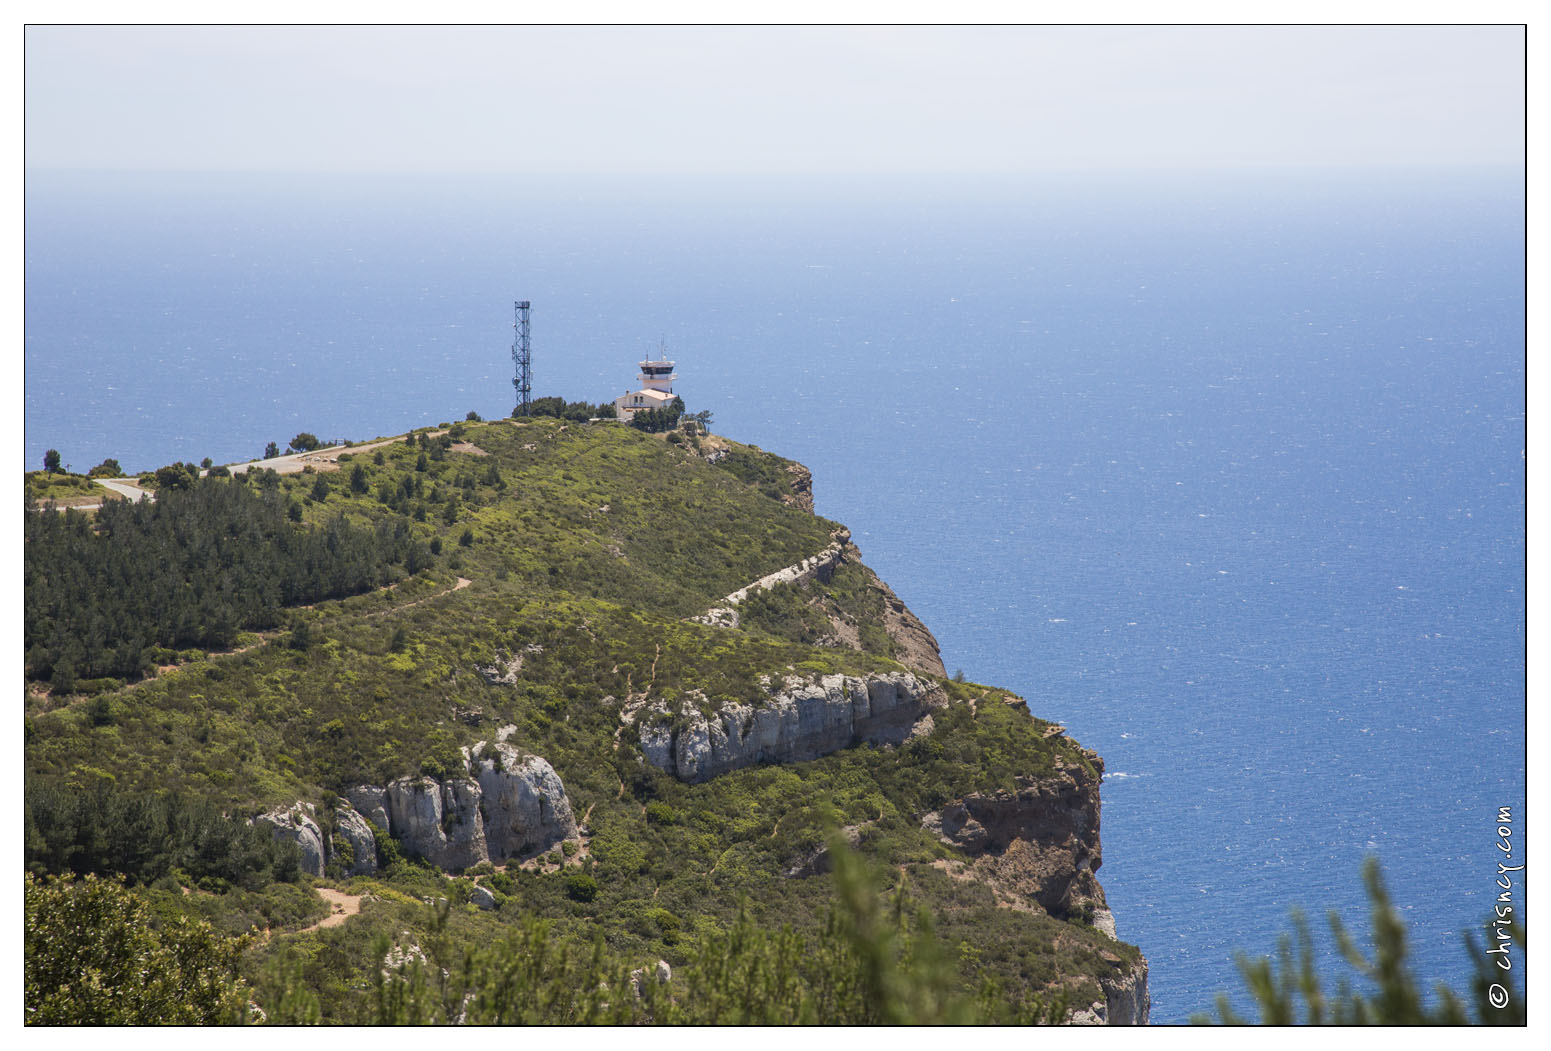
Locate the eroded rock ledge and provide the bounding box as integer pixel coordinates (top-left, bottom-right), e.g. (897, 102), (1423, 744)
(919, 749), (1150, 1024)
(626, 670), (942, 783)
(1069, 958), (1152, 1026)
(922, 753), (1108, 921)
(694, 530), (852, 630)
(257, 733), (578, 875)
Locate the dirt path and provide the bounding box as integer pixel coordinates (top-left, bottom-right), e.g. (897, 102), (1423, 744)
(53, 425), (476, 512)
(302, 887), (364, 932)
(360, 576), (471, 619)
(227, 430), (450, 478)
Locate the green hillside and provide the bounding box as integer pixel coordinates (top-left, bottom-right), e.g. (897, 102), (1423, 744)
(24, 417), (1144, 1024)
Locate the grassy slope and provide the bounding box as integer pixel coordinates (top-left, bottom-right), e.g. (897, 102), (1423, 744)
(24, 417), (1139, 1016)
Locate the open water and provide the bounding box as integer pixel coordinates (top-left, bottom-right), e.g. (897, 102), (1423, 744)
(24, 168), (1526, 1022)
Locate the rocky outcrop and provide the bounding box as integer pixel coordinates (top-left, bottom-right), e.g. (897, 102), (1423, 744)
(254, 802), (327, 877)
(1068, 957), (1151, 1026)
(629, 670), (942, 783)
(385, 776), (489, 872)
(331, 802), (379, 876)
(475, 644), (543, 686)
(256, 799), (376, 877)
(360, 749), (578, 871)
(858, 560), (946, 678)
(921, 752), (1107, 920)
(782, 463), (814, 513)
(920, 748), (1149, 1025)
(346, 784), (390, 831)
(1101, 958), (1151, 1026)
(469, 744), (580, 860)
(695, 531), (852, 629)
(783, 824), (864, 879)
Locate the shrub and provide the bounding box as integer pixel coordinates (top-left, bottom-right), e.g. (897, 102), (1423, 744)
(648, 907), (682, 945)
(25, 873), (252, 1024)
(563, 872), (598, 902)
(1200, 859), (1526, 1025)
(87, 695), (116, 727)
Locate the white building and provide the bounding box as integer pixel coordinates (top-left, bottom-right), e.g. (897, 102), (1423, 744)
(614, 352), (679, 421)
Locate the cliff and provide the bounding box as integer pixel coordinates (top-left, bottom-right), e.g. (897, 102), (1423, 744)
(256, 737), (578, 876)
(922, 749), (1107, 921)
(626, 670), (941, 782)
(922, 738), (1151, 1024)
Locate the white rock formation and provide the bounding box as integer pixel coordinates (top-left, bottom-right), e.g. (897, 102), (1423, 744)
(254, 802), (327, 877)
(346, 785), (390, 831)
(629, 670), (941, 783)
(359, 749), (579, 870)
(331, 801), (379, 876)
(467, 744), (579, 862)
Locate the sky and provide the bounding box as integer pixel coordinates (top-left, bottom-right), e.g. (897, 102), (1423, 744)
(22, 24), (1526, 174)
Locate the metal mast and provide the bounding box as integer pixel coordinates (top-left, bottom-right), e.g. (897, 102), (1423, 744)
(512, 300), (532, 416)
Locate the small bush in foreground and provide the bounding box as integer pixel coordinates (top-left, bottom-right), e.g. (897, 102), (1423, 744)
(25, 873), (252, 1025)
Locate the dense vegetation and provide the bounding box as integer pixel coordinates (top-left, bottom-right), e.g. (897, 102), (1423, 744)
(25, 478), (417, 687)
(26, 780), (302, 891)
(526, 396), (617, 421)
(24, 415), (1140, 1024)
(26, 839), (1071, 1025)
(25, 873), (255, 1025)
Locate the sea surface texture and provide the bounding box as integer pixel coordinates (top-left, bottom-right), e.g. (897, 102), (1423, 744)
(25, 169), (1526, 1022)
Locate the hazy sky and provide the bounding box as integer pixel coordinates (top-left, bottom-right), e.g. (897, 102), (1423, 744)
(24, 25), (1526, 173)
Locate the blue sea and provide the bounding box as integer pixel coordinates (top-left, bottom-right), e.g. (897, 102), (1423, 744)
(24, 167), (1526, 1022)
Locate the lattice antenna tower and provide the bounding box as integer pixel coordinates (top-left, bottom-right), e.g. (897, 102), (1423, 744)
(512, 300), (532, 416)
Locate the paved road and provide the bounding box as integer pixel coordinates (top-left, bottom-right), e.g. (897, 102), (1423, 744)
(95, 478), (153, 503)
(70, 427), (463, 510)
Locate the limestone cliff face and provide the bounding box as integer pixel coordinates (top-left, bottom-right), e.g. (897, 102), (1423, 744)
(860, 560), (946, 678)
(920, 744), (1150, 1024)
(1068, 957), (1151, 1026)
(331, 740), (578, 872)
(1101, 959), (1152, 1026)
(782, 462), (814, 513)
(331, 803), (379, 877)
(254, 802), (327, 877)
(629, 670), (942, 783)
(470, 747), (580, 861)
(921, 751), (1107, 921)
(384, 776), (489, 872)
